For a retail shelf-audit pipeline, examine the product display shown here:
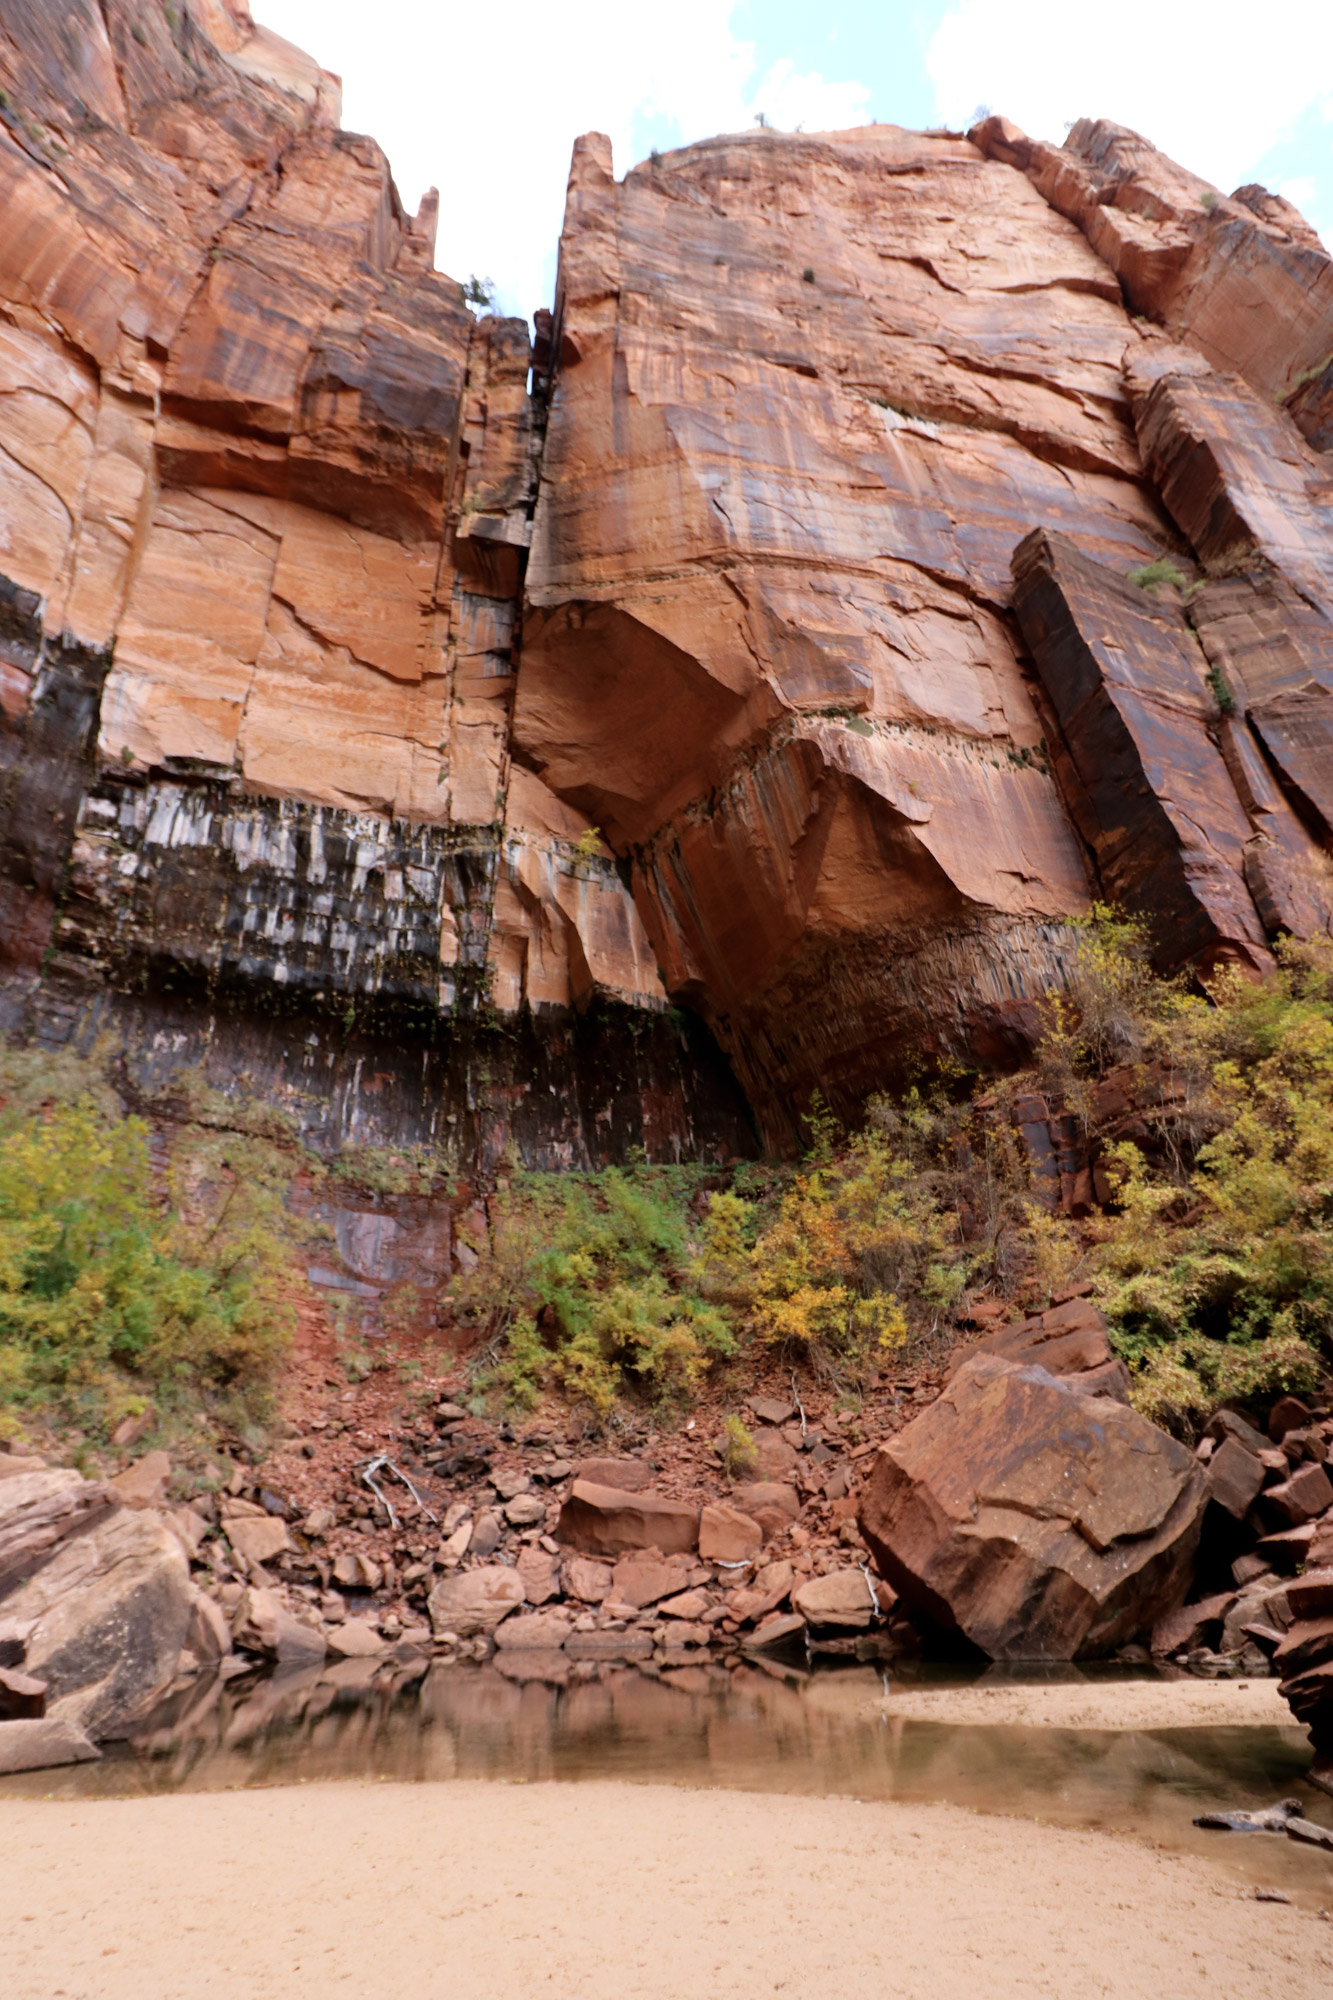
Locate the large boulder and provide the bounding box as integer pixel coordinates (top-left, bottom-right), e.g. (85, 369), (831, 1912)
(555, 1480), (699, 1556)
(858, 1354), (1207, 1659)
(0, 1469), (115, 1599)
(428, 1564), (527, 1638)
(0, 1504), (194, 1735)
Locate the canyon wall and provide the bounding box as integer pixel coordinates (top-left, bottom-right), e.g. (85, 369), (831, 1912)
(0, 2), (1329, 1157)
(0, 0), (751, 1163)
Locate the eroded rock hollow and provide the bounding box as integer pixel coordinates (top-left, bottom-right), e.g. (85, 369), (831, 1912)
(0, 4), (1329, 1158)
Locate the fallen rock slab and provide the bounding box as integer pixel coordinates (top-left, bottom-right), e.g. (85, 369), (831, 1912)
(741, 1612), (806, 1652)
(658, 1590), (711, 1621)
(610, 1554), (695, 1609)
(495, 1610), (574, 1650)
(556, 1480), (698, 1557)
(1151, 1592), (1236, 1658)
(1287, 1567), (1333, 1622)
(2, 1504), (194, 1736)
(232, 1587), (327, 1666)
(110, 1451), (172, 1511)
(858, 1354), (1207, 1660)
(325, 1618), (386, 1659)
(751, 1432), (800, 1480)
(1206, 1438), (1266, 1520)
(731, 1482), (800, 1539)
(948, 1298), (1132, 1402)
(793, 1569), (889, 1632)
(728, 1559), (794, 1626)
(699, 1502), (762, 1563)
(1262, 1463), (1333, 1527)
(0, 1716), (100, 1775)
(563, 1556), (613, 1603)
(332, 1551), (382, 1591)
(0, 1469), (115, 1600)
(571, 1459), (656, 1492)
(428, 1564), (526, 1638)
(225, 1514), (293, 1568)
(515, 1546), (560, 1605)
(185, 1589), (232, 1666)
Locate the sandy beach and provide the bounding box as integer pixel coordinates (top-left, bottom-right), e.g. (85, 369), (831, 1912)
(3, 1778), (1330, 2000)
(839, 1674), (1303, 1731)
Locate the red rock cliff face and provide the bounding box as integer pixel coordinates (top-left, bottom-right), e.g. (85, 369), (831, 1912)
(0, 0), (750, 1164)
(0, 5), (1329, 1156)
(522, 121), (1332, 1141)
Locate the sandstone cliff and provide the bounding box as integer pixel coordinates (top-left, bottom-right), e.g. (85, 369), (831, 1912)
(0, 2), (1329, 1157)
(525, 119), (1333, 1141)
(0, 0), (749, 1164)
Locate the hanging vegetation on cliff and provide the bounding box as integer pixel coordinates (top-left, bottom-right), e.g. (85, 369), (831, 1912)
(0, 1043), (295, 1431)
(450, 912), (1333, 1424)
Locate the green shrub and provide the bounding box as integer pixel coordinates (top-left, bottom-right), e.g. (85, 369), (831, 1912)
(453, 1166), (734, 1411)
(0, 1080), (294, 1427)
(1127, 557), (1189, 594)
(1206, 661), (1237, 714)
(453, 1129), (971, 1409)
(721, 1412), (757, 1476)
(1088, 940), (1333, 1415)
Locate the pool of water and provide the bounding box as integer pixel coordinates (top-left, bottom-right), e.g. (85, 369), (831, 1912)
(4, 1656), (1330, 1903)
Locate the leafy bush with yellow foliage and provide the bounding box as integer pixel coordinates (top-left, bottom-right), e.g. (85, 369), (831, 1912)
(0, 1042), (294, 1429)
(720, 1130), (968, 1370)
(453, 1120), (972, 1408)
(457, 913), (1333, 1427)
(1079, 932), (1333, 1420)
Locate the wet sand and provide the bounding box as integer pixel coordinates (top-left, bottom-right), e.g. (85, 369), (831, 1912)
(846, 1674), (1300, 1731)
(3, 1778), (1330, 2000)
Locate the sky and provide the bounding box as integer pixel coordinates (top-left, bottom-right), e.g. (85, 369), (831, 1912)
(256, 0), (1333, 318)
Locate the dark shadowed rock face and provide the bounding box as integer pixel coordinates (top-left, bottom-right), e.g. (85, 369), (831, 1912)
(858, 1355), (1207, 1660)
(1011, 529), (1273, 978)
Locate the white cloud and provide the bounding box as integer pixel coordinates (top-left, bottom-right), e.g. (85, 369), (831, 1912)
(748, 57), (869, 135)
(254, 2), (868, 316)
(1281, 175), (1318, 208)
(926, 0), (1333, 197)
